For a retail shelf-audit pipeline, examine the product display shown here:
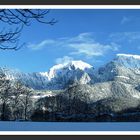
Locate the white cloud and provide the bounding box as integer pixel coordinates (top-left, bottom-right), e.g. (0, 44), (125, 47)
(27, 39), (55, 50)
(28, 32), (120, 58)
(121, 16), (131, 25)
(109, 32), (140, 43)
(55, 56), (73, 64)
(68, 32), (94, 43)
(69, 42), (119, 58)
(68, 33), (119, 57)
(120, 16), (140, 25)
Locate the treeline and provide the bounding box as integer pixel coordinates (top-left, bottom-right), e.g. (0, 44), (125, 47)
(1, 68), (140, 122)
(0, 68), (34, 121)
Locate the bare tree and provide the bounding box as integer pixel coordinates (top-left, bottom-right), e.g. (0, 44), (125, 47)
(20, 87), (33, 121)
(0, 68), (13, 120)
(12, 81), (26, 120)
(0, 9), (57, 50)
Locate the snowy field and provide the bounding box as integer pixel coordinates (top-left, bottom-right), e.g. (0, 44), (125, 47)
(0, 122), (139, 131)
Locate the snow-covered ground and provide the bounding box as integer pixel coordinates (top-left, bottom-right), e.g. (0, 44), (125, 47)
(0, 122), (139, 131)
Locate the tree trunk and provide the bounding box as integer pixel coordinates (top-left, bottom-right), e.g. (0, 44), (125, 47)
(24, 95), (28, 121)
(1, 101), (6, 121)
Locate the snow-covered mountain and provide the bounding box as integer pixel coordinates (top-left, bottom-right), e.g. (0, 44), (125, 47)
(39, 60), (94, 89)
(2, 53), (140, 91)
(95, 53), (140, 84)
(1, 60), (94, 90)
(39, 54), (140, 118)
(2, 54), (140, 121)
(116, 54), (140, 68)
(40, 60), (93, 80)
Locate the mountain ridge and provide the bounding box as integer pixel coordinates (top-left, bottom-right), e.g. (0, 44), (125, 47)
(1, 53), (140, 90)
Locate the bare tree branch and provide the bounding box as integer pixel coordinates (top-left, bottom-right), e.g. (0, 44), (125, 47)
(0, 9), (57, 50)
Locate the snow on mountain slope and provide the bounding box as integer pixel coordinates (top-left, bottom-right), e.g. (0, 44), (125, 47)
(115, 53), (140, 69)
(41, 60), (94, 89)
(2, 54), (140, 90)
(1, 60), (94, 90)
(40, 60), (93, 81)
(95, 53), (140, 83)
(117, 54), (140, 60)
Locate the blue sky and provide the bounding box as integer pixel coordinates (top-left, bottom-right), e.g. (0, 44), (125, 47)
(1, 9), (140, 72)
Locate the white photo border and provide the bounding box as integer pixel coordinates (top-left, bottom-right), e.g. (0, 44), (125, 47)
(0, 5), (140, 135)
